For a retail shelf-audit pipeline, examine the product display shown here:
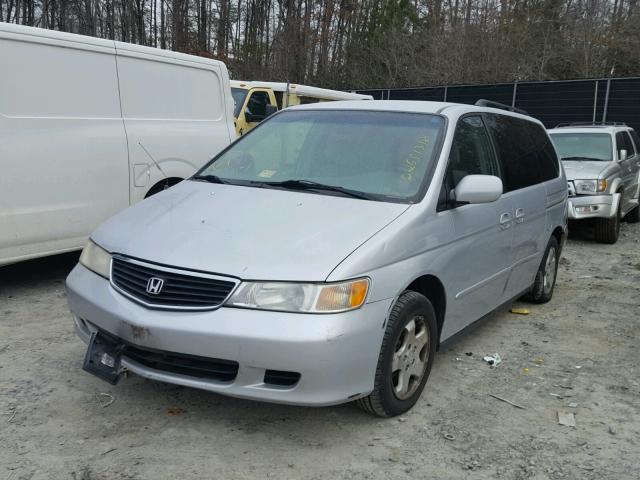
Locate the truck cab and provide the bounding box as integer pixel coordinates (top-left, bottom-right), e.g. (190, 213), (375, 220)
(231, 80), (373, 136)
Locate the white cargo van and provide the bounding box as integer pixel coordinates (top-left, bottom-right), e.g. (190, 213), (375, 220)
(0, 23), (235, 266)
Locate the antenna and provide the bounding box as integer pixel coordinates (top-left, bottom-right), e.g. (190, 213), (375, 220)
(138, 142), (168, 180)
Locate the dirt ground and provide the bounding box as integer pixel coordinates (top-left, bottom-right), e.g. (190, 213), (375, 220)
(1, 221), (639, 480)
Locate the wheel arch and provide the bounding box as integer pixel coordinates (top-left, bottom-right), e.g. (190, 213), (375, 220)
(144, 177), (184, 198)
(404, 274), (447, 349)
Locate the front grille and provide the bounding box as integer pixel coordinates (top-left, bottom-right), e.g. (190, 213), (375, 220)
(123, 344), (238, 382)
(567, 181), (576, 197)
(111, 255), (237, 310)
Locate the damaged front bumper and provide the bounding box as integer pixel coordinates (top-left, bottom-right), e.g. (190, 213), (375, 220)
(66, 264), (392, 406)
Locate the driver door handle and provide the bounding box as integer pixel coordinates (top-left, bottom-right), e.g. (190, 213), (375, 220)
(515, 208), (525, 223)
(500, 212), (512, 229)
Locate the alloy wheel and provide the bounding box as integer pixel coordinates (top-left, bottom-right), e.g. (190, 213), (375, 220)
(392, 316), (429, 400)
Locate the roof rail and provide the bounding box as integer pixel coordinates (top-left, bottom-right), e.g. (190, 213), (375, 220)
(554, 121), (627, 128)
(474, 99), (529, 115)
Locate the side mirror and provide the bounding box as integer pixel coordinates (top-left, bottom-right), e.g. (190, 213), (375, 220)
(244, 110), (264, 123)
(264, 104), (278, 118)
(619, 149), (628, 162)
(454, 175), (503, 204)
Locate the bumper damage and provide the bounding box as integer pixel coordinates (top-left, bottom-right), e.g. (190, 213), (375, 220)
(67, 264), (392, 406)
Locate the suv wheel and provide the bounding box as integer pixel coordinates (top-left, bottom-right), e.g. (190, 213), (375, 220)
(356, 291), (437, 417)
(595, 202), (621, 244)
(524, 236), (559, 304)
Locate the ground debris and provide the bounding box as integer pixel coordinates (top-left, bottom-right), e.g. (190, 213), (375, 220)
(95, 393), (114, 408)
(488, 393), (525, 409)
(558, 412), (576, 427)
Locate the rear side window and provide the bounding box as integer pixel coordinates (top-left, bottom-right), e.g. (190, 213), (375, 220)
(485, 114), (559, 192)
(616, 131), (636, 157)
(447, 115), (499, 188)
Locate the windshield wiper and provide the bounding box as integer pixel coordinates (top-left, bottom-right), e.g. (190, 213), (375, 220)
(561, 156), (607, 162)
(252, 179), (371, 200)
(191, 174), (228, 184)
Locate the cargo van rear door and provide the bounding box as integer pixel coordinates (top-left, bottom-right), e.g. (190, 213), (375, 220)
(0, 28), (128, 264)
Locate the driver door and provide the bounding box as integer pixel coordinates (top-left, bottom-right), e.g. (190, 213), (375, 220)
(437, 115), (513, 338)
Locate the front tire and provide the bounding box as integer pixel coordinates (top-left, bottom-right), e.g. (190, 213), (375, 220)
(595, 202), (621, 243)
(356, 291), (437, 417)
(524, 236), (559, 304)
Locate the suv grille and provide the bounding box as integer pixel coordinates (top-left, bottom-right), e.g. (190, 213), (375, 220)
(567, 181), (576, 197)
(111, 256), (237, 310)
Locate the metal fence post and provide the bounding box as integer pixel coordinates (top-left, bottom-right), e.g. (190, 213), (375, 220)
(602, 78), (611, 123)
(592, 80), (599, 123)
(511, 81), (518, 108)
(443, 86), (448, 102)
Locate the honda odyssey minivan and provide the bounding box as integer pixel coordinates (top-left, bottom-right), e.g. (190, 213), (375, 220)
(66, 100), (568, 417)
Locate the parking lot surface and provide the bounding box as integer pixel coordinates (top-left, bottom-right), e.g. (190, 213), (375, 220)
(1, 222), (639, 480)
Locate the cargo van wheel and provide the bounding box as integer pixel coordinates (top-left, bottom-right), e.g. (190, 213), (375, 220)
(145, 178), (183, 198)
(356, 291), (437, 417)
(524, 236), (559, 304)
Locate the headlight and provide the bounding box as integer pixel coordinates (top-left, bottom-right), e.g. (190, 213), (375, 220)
(79, 240), (111, 279)
(574, 179), (606, 194)
(226, 278), (370, 313)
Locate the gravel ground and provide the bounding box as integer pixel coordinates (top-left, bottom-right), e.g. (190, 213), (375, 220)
(1, 221), (639, 480)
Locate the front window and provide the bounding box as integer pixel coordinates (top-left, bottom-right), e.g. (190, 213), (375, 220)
(195, 110), (446, 202)
(550, 133), (613, 162)
(231, 87), (248, 118)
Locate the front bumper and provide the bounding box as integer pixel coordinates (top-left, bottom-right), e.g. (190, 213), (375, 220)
(66, 264), (392, 406)
(568, 193), (620, 220)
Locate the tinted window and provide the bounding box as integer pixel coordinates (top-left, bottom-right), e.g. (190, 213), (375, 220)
(629, 130), (640, 156)
(447, 116), (499, 188)
(616, 131), (636, 157)
(198, 110), (445, 202)
(549, 133), (613, 161)
(485, 114), (558, 191)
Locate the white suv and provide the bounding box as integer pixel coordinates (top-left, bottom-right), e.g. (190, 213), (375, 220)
(548, 123), (640, 243)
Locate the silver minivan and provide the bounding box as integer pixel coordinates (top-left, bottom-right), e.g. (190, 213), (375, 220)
(66, 100), (568, 417)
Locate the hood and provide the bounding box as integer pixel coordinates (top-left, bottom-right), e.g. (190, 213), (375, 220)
(92, 181), (410, 281)
(562, 160), (613, 180)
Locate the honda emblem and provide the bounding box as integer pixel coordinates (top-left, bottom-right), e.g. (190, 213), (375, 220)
(146, 277), (164, 295)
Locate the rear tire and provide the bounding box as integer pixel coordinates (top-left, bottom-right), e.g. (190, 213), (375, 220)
(626, 204), (640, 223)
(524, 236), (559, 304)
(356, 291), (437, 417)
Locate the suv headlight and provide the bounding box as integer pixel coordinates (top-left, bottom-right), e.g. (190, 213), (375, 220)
(79, 240), (112, 279)
(226, 278), (369, 313)
(574, 179), (607, 194)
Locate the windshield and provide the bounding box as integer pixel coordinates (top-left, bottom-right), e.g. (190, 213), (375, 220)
(550, 133), (613, 161)
(231, 88), (248, 118)
(196, 110), (446, 202)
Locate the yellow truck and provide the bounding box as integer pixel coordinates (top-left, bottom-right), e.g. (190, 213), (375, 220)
(230, 80), (373, 135)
